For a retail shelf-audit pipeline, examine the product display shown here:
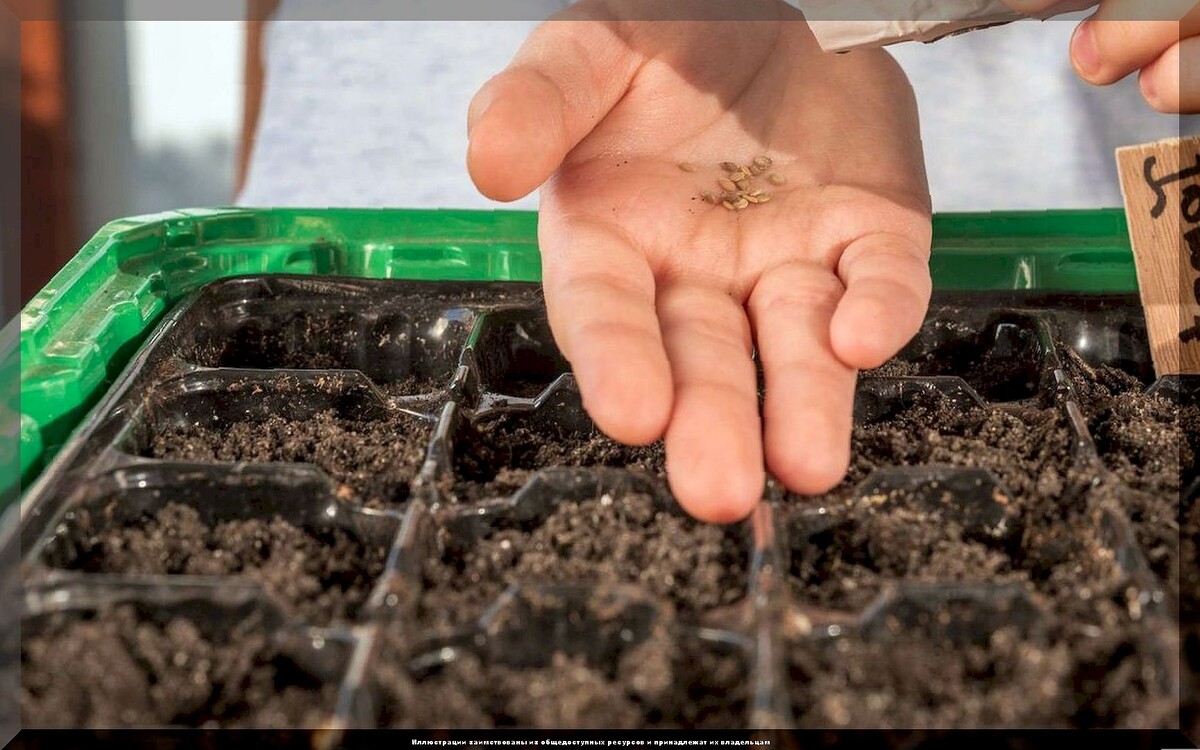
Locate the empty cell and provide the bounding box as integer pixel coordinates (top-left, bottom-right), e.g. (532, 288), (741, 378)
(166, 277), (482, 394)
(869, 311), (1049, 402)
(471, 309), (571, 401)
(1054, 302), (1156, 387)
(446, 389), (664, 505)
(36, 466), (397, 626)
(125, 372), (432, 509)
(21, 590), (354, 728)
(376, 585), (749, 729)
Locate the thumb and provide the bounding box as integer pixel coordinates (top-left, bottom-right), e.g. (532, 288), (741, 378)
(467, 12), (640, 202)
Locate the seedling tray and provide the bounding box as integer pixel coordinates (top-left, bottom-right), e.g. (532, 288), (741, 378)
(12, 209), (1197, 734)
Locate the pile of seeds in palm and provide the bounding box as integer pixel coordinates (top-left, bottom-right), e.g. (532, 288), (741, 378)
(680, 156), (786, 211)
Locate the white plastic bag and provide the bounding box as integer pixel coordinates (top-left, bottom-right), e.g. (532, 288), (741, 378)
(787, 0), (1098, 52)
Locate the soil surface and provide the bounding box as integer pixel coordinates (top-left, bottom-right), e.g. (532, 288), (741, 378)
(422, 492), (745, 629)
(55, 503), (385, 626)
(783, 355), (1188, 730)
(179, 306), (458, 396)
(377, 610), (747, 729)
(788, 591), (1174, 729)
(785, 392), (1082, 612)
(147, 409), (429, 509)
(446, 416), (665, 504)
(21, 605), (337, 728)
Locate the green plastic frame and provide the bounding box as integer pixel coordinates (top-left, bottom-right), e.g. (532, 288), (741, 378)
(11, 206), (1138, 507)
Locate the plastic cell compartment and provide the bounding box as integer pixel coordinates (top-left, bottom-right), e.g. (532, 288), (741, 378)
(13, 208), (1193, 732)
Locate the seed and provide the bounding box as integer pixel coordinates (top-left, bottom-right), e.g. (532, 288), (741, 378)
(757, 192), (772, 203)
(731, 169), (750, 182)
(744, 194), (760, 204)
(720, 161), (739, 172)
(700, 191), (718, 204)
(767, 173), (786, 186)
(749, 163), (766, 176)
(734, 179), (748, 191)
(721, 199), (738, 210)
(678, 161), (696, 173)
(718, 178), (737, 192)
(733, 197), (749, 210)
(753, 155), (773, 170)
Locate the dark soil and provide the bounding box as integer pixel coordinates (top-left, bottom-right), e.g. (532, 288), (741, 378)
(378, 373), (449, 397)
(1067, 352), (1199, 494)
(55, 503), (385, 626)
(21, 605), (337, 728)
(446, 416), (664, 504)
(147, 410), (429, 508)
(786, 392), (1082, 612)
(784, 357), (1187, 730)
(377, 613), (747, 729)
(422, 492), (745, 629)
(788, 591), (1175, 729)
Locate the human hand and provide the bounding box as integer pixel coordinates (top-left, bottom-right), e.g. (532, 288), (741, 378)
(466, 0), (931, 523)
(1004, 0), (1200, 112)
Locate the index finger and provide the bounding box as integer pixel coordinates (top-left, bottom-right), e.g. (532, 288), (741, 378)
(540, 216), (674, 446)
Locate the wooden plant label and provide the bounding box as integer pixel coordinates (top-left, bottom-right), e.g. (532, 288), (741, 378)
(1116, 135), (1200, 376)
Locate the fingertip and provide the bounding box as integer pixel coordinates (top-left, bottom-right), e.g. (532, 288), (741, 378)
(579, 365), (673, 446)
(664, 398), (765, 524)
(1070, 19), (1106, 83)
(829, 288), (924, 371)
(467, 70), (567, 202)
(1138, 51), (1181, 113)
(667, 457), (764, 524)
(829, 297), (897, 370)
(766, 433), (850, 497)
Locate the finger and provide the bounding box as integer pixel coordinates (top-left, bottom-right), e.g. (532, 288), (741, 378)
(540, 219), (673, 446)
(749, 262), (855, 496)
(1139, 36), (1200, 113)
(467, 14), (640, 202)
(1068, 2), (1200, 85)
(657, 283), (763, 524)
(829, 232), (931, 370)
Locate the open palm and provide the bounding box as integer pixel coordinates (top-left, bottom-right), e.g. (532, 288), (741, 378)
(467, 0), (933, 523)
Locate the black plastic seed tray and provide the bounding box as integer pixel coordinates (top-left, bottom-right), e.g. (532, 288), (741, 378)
(17, 277), (1198, 733)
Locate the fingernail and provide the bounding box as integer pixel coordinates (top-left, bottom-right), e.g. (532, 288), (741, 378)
(1072, 20), (1101, 78)
(1140, 70), (1156, 104)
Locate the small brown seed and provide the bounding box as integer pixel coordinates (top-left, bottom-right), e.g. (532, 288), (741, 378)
(678, 161), (696, 173)
(734, 179), (748, 191)
(718, 178), (737, 192)
(722, 192), (741, 202)
(720, 161), (739, 172)
(767, 173), (786, 186)
(700, 191), (718, 204)
(753, 155), (773, 169)
(721, 199), (738, 210)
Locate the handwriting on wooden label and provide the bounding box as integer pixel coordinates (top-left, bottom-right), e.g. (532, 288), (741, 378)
(1116, 136), (1200, 376)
